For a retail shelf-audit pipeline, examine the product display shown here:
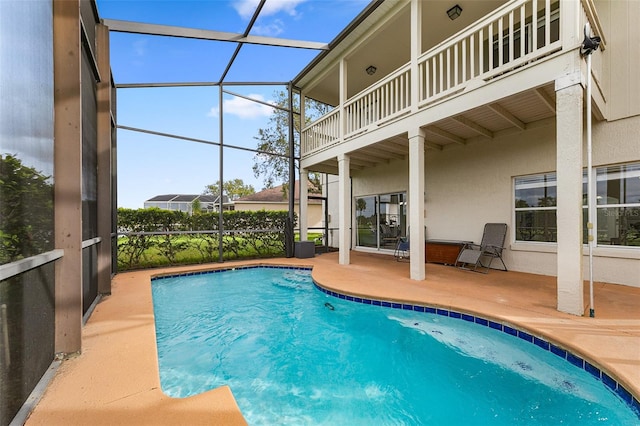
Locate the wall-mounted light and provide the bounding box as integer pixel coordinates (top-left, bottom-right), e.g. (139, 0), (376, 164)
(447, 4), (462, 20)
(366, 65), (377, 75)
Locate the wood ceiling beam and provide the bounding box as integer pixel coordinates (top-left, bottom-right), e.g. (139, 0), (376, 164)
(377, 141), (409, 155)
(366, 146), (405, 159)
(535, 87), (556, 113)
(351, 151), (389, 163)
(348, 157), (376, 168)
(425, 126), (465, 145)
(452, 115), (493, 139)
(487, 103), (526, 131)
(425, 141), (443, 150)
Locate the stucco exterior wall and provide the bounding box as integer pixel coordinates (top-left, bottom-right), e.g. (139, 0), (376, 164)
(352, 160), (409, 197)
(341, 115), (640, 287)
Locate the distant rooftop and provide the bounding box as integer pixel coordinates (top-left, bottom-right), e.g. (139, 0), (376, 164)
(145, 194), (229, 204)
(236, 181), (321, 203)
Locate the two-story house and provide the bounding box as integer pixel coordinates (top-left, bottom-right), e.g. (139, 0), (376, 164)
(294, 0), (640, 316)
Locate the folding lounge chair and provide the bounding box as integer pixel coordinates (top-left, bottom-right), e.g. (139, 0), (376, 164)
(455, 223), (508, 273)
(394, 236), (410, 261)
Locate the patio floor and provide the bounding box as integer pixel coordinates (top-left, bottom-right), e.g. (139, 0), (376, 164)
(25, 251), (640, 425)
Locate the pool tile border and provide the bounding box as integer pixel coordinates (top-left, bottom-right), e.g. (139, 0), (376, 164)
(313, 282), (640, 417)
(150, 264), (312, 281)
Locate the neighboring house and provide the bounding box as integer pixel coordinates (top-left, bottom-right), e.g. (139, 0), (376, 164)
(143, 194), (233, 213)
(294, 0), (640, 315)
(234, 180), (324, 230)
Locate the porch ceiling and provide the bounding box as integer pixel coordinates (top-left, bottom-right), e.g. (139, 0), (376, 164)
(305, 82), (556, 175)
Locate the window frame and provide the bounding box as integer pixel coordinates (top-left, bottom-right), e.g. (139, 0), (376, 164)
(513, 162), (640, 248)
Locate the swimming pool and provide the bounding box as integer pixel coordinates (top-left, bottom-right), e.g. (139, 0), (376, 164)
(151, 266), (639, 425)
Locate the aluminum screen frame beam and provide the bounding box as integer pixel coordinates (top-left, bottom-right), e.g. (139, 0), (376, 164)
(103, 19), (329, 51)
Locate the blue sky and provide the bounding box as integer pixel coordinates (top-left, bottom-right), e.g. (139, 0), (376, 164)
(95, 0), (369, 208)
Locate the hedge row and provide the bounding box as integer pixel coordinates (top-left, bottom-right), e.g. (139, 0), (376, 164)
(117, 208), (296, 270)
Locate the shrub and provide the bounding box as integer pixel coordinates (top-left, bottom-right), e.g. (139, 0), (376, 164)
(117, 208), (296, 270)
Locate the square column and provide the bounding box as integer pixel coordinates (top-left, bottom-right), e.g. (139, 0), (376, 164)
(54, 0), (83, 355)
(299, 169), (309, 241)
(555, 75), (584, 316)
(338, 154), (350, 265)
(408, 128), (426, 280)
(96, 22), (113, 295)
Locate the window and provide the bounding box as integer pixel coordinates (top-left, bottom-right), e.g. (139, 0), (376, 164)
(596, 164), (640, 246)
(514, 173), (558, 242)
(514, 163), (640, 247)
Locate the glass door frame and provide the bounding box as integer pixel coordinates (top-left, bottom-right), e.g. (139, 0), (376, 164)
(355, 192), (407, 250)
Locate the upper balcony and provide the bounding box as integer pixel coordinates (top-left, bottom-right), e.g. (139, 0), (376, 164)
(298, 0), (606, 171)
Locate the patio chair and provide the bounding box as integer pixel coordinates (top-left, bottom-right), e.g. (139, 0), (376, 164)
(394, 236), (410, 261)
(455, 223), (507, 273)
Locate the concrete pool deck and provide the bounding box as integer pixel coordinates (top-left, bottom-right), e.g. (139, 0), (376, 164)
(26, 251), (640, 425)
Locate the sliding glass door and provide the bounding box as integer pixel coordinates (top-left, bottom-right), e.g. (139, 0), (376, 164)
(355, 192), (406, 250)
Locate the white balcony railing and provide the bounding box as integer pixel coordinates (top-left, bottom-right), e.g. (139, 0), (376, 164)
(418, 0), (560, 106)
(344, 65), (411, 138)
(301, 0), (602, 158)
(302, 107), (340, 154)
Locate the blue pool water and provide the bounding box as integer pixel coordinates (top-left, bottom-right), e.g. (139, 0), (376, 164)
(151, 267), (639, 425)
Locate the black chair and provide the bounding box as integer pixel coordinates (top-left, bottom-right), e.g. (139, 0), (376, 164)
(455, 223), (508, 273)
(394, 236), (410, 261)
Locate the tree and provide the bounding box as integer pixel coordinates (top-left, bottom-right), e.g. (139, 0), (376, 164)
(253, 90), (330, 190)
(203, 178), (255, 201)
(0, 154), (53, 263)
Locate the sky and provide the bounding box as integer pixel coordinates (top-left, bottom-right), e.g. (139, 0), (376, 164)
(95, 0), (370, 208)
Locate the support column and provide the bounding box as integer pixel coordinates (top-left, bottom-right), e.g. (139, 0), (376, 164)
(338, 154), (350, 265)
(299, 168), (309, 241)
(96, 22), (112, 295)
(54, 0), (82, 355)
(555, 74), (584, 316)
(408, 128), (426, 280)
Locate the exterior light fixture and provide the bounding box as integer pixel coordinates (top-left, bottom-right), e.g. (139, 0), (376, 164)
(447, 4), (462, 20)
(366, 65), (377, 75)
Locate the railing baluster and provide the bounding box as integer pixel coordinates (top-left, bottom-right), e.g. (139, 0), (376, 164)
(424, 60), (430, 100)
(520, 4), (525, 58)
(461, 39), (466, 83)
(544, 0), (550, 48)
(532, 0), (538, 52)
(498, 17), (503, 67)
(453, 43), (458, 86)
(509, 11), (514, 63)
(489, 22), (494, 70)
(432, 57), (437, 95)
(406, 70), (410, 108)
(470, 33), (475, 78)
(399, 75), (403, 110)
(419, 63), (424, 101)
(438, 52), (443, 94)
(479, 28), (484, 74)
(445, 48), (450, 90)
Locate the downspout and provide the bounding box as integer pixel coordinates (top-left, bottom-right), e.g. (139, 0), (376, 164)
(581, 23), (601, 318)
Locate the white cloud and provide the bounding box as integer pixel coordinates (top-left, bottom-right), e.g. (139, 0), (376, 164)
(232, 0), (306, 20)
(132, 39), (148, 57)
(208, 94), (275, 119)
(253, 19), (285, 37)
